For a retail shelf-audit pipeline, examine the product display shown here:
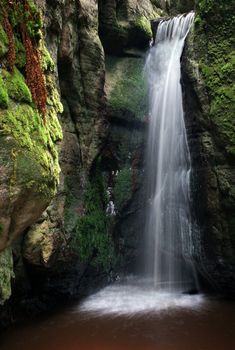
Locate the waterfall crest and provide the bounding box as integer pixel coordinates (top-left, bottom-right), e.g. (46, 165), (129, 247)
(144, 12), (197, 292)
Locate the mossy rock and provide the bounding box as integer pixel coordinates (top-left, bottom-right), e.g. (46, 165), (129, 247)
(72, 168), (116, 272)
(0, 0), (64, 305)
(106, 55), (148, 120)
(41, 45), (55, 72)
(2, 67), (32, 103)
(0, 74), (9, 109)
(113, 167), (132, 212)
(0, 24), (8, 58)
(195, 0), (235, 156)
(128, 16), (153, 48)
(0, 248), (14, 305)
(14, 36), (26, 68)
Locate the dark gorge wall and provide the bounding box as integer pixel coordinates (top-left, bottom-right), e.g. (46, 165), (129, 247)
(181, 0), (235, 294)
(0, 0), (63, 308)
(0, 0), (235, 327)
(0, 0), (163, 326)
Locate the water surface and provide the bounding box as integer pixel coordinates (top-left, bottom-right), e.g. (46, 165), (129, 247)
(1, 284), (235, 350)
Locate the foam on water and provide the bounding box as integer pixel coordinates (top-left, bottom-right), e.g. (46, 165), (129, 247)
(78, 280), (205, 316)
(77, 13), (201, 318)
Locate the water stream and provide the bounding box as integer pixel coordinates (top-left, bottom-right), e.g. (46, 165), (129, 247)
(144, 12), (196, 291)
(2, 13), (234, 350)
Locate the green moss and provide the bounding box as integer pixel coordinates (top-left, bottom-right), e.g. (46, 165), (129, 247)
(0, 74), (9, 108)
(0, 23), (8, 58)
(106, 56), (148, 119)
(0, 93), (62, 197)
(3, 67), (32, 103)
(72, 169), (115, 271)
(133, 16), (152, 40)
(113, 167), (132, 212)
(4, 0), (43, 41)
(127, 15), (153, 49)
(0, 19), (63, 199)
(14, 36), (26, 68)
(196, 0), (235, 155)
(0, 248), (14, 305)
(41, 45), (55, 72)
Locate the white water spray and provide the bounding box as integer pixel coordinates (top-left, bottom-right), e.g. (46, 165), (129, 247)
(78, 14), (204, 316)
(144, 12), (197, 291)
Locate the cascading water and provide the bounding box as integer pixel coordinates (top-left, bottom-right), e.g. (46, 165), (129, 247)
(76, 13), (204, 316)
(144, 12), (197, 292)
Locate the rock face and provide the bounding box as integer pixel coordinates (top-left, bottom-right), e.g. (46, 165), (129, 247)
(7, 0), (111, 307)
(181, 0), (235, 294)
(0, 0), (234, 323)
(98, 0), (163, 54)
(164, 0), (195, 14)
(104, 54), (147, 272)
(0, 0), (62, 305)
(0, 0), (158, 318)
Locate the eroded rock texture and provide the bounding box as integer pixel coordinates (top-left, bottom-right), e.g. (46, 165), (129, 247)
(182, 0), (235, 294)
(0, 1), (62, 305)
(0, 0), (159, 321)
(0, 0), (234, 326)
(98, 0), (163, 54)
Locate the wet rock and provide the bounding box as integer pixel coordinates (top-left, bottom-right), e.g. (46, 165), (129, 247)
(0, 0), (63, 304)
(98, 0), (163, 54)
(181, 0), (235, 295)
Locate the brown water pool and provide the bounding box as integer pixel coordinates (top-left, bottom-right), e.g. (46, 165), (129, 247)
(1, 287), (235, 350)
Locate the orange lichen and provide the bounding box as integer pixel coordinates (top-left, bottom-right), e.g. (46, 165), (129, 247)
(1, 0), (47, 118)
(22, 28), (47, 118)
(3, 15), (16, 72)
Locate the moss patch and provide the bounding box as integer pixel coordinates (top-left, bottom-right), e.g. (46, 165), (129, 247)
(129, 16), (152, 47)
(195, 0), (235, 155)
(3, 67), (32, 103)
(0, 248), (14, 305)
(72, 168), (115, 271)
(0, 0), (63, 200)
(14, 36), (26, 68)
(113, 167), (132, 212)
(41, 44), (55, 72)
(106, 56), (148, 120)
(0, 23), (8, 57)
(0, 74), (9, 108)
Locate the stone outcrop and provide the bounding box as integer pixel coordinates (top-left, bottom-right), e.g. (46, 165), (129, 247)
(98, 0), (163, 54)
(0, 1), (62, 305)
(1, 0), (234, 325)
(19, 0), (160, 296)
(104, 53), (148, 272)
(6, 0), (109, 309)
(181, 0), (235, 294)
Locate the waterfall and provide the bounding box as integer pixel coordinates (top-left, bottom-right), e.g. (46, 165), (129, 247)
(144, 12), (197, 292)
(76, 13), (206, 317)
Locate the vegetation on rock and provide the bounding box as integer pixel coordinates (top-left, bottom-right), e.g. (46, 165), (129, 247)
(113, 167), (132, 212)
(106, 56), (148, 120)
(72, 165), (115, 271)
(0, 0), (47, 116)
(195, 0), (235, 155)
(0, 248), (13, 305)
(0, 0), (63, 304)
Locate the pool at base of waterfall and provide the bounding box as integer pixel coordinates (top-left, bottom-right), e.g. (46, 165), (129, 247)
(78, 279), (204, 316)
(1, 283), (235, 350)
